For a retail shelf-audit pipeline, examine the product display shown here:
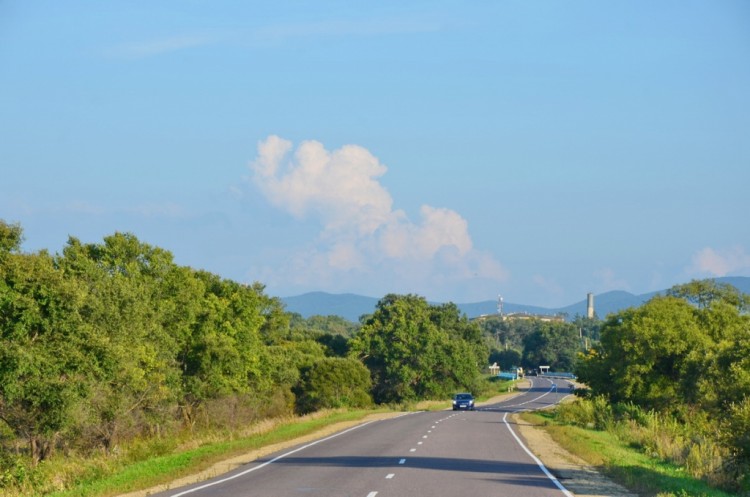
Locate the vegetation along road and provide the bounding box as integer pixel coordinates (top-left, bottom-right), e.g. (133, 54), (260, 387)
(147, 378), (574, 497)
(1, 221), (749, 496)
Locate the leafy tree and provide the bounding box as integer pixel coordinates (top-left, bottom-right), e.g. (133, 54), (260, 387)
(577, 296), (708, 410)
(723, 397), (750, 488)
(521, 321), (580, 371)
(477, 315), (535, 352)
(0, 248), (89, 464)
(488, 348), (522, 370)
(294, 357), (372, 413)
(0, 220), (23, 254)
(286, 314), (358, 357)
(692, 300), (750, 409)
(58, 234), (184, 448)
(578, 279), (750, 412)
(302, 315), (359, 337)
(349, 294), (487, 403)
(570, 314), (602, 343)
(668, 279), (749, 311)
(577, 280), (750, 488)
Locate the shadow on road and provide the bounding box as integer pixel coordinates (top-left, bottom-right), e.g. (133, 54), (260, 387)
(269, 455), (549, 477)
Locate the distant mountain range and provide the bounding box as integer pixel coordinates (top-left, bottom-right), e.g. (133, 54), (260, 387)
(281, 276), (750, 323)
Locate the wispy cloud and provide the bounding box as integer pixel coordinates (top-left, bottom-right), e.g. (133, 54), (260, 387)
(127, 202), (187, 219)
(104, 34), (217, 59)
(66, 200), (106, 215)
(104, 15), (443, 60)
(253, 18), (443, 44)
(688, 246), (750, 277)
(532, 274), (564, 297)
(64, 201), (189, 220)
(593, 267), (631, 292)
(247, 135), (507, 299)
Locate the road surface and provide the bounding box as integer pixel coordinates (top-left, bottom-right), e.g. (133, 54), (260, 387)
(153, 377), (575, 497)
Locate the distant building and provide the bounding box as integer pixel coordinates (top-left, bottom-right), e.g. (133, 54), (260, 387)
(587, 293), (595, 319)
(473, 311), (566, 323)
(501, 312), (565, 323)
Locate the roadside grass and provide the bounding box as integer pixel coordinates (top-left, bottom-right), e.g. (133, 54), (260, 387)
(33, 409), (389, 497)
(3, 376), (516, 497)
(522, 410), (737, 497)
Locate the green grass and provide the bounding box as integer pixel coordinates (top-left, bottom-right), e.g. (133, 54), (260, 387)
(522, 411), (738, 497)
(6, 377), (517, 497)
(43, 409), (387, 497)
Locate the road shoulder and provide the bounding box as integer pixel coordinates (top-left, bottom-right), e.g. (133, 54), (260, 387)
(115, 412), (404, 497)
(513, 414), (638, 497)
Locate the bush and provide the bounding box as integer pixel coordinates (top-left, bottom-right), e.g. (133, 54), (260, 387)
(555, 396), (613, 431)
(554, 398), (736, 492)
(723, 397), (750, 492)
(294, 358), (373, 414)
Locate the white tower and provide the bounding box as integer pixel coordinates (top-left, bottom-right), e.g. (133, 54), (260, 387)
(497, 295), (504, 317)
(587, 293), (594, 319)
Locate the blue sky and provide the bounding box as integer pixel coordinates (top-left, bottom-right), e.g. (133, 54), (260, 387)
(2, 1), (749, 308)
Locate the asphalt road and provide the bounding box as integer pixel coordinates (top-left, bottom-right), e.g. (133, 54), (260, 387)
(153, 377), (575, 497)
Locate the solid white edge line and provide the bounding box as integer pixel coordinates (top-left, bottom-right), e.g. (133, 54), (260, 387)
(169, 421), (377, 497)
(516, 378), (557, 406)
(503, 411), (574, 497)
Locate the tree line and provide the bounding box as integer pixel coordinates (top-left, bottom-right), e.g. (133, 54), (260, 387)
(576, 280), (750, 491)
(0, 221), (489, 473)
(478, 313), (597, 373)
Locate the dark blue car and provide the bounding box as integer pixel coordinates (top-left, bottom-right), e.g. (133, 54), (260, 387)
(452, 392), (475, 411)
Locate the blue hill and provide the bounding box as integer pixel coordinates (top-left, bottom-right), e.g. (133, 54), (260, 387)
(281, 276), (750, 322)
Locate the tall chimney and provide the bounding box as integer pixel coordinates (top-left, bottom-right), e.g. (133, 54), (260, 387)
(586, 293), (594, 319)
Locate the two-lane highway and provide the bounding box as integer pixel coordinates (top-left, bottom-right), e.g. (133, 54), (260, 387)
(153, 377), (575, 497)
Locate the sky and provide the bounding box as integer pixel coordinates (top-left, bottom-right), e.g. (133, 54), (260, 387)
(1, 1), (749, 308)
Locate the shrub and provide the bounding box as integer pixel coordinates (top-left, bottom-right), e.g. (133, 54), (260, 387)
(555, 396), (613, 431)
(294, 357), (373, 414)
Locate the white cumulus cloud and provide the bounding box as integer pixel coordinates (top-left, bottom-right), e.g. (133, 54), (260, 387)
(252, 136), (392, 236)
(689, 246), (750, 277)
(248, 135), (507, 299)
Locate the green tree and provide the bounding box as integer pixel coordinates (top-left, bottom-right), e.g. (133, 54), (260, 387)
(521, 321), (580, 371)
(571, 314), (601, 343)
(177, 272), (282, 428)
(488, 348), (522, 370)
(349, 294), (487, 403)
(0, 248), (89, 464)
(577, 280), (750, 488)
(478, 315), (536, 352)
(294, 357), (372, 413)
(577, 296), (708, 410)
(667, 278), (749, 311)
(58, 234), (184, 449)
(0, 220), (23, 254)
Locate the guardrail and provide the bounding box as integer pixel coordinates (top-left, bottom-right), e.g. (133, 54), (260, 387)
(540, 372), (577, 380)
